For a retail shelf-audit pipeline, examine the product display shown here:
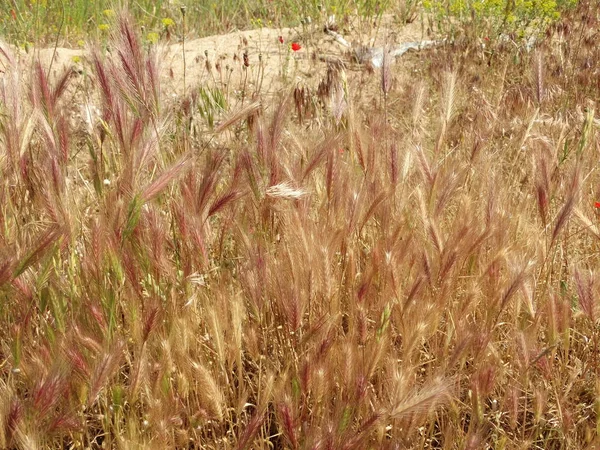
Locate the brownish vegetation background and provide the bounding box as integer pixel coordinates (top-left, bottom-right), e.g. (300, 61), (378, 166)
(1, 2), (600, 449)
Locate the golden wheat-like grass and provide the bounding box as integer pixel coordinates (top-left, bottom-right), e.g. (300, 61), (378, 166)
(0, 4), (600, 448)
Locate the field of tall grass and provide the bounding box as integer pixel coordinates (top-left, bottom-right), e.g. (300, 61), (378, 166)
(1, 0), (600, 448)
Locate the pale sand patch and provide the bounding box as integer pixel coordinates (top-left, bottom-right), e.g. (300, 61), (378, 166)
(1, 18), (437, 137)
(5, 17), (432, 95)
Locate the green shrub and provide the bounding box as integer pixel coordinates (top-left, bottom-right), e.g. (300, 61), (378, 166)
(424, 0), (578, 38)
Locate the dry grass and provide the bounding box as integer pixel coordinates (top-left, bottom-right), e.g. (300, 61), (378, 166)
(1, 3), (600, 449)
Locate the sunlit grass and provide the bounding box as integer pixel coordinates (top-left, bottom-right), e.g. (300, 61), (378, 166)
(0, 1), (599, 448)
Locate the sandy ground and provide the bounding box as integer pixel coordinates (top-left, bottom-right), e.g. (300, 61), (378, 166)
(7, 16), (431, 90)
(1, 17), (437, 134)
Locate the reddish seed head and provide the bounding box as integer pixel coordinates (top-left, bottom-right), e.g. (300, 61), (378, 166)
(278, 35), (284, 44)
(291, 42), (301, 52)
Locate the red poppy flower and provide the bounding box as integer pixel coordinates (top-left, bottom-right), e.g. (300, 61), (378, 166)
(595, 201), (600, 208)
(291, 42), (301, 52)
(278, 36), (284, 44)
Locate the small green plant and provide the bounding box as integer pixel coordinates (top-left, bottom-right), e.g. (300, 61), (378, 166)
(197, 86), (227, 129)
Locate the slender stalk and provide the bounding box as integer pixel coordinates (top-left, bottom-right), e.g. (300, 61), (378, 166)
(181, 5), (187, 97)
(47, 0), (66, 78)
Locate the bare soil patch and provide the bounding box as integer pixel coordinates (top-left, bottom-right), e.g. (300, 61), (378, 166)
(5, 18), (434, 113)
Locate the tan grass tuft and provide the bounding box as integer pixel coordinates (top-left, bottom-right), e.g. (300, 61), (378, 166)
(389, 377), (454, 420)
(192, 362), (225, 422)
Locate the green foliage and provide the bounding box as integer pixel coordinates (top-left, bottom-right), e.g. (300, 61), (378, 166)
(197, 86), (227, 129)
(0, 0), (579, 49)
(424, 0), (578, 37)
(1, 0), (398, 47)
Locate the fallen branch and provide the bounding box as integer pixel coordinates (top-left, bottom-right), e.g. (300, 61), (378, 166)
(324, 27), (443, 68)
